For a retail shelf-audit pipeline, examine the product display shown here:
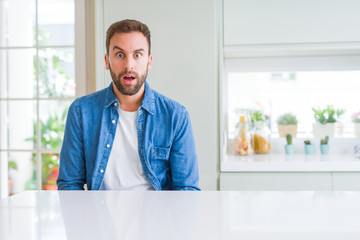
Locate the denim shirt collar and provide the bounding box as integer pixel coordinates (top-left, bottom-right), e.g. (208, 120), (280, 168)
(104, 81), (155, 115)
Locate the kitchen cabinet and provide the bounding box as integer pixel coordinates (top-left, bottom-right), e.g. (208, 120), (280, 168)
(220, 172), (332, 191)
(220, 172), (360, 191)
(223, 0), (360, 58)
(220, 153), (360, 190)
(332, 172), (360, 191)
(224, 0), (360, 46)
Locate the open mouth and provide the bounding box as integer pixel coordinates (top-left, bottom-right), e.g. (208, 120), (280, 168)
(122, 74), (136, 84)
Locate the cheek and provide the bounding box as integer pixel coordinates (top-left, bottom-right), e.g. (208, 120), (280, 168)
(109, 59), (123, 69)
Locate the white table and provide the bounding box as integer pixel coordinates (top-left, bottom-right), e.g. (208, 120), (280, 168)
(1, 190), (360, 239)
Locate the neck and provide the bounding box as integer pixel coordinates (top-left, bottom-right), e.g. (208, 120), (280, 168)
(112, 83), (145, 112)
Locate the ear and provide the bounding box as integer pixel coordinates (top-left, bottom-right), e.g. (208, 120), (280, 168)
(147, 54), (152, 71)
(105, 53), (110, 70)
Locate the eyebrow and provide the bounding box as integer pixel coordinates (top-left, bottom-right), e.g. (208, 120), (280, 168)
(112, 46), (145, 53)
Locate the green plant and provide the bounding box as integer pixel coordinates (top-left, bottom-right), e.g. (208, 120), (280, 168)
(304, 140), (311, 145)
(286, 134), (292, 145)
(251, 110), (265, 122)
(33, 29), (74, 98)
(321, 136), (329, 145)
(26, 108), (68, 185)
(312, 105), (345, 124)
(8, 159), (18, 171)
(277, 113), (298, 125)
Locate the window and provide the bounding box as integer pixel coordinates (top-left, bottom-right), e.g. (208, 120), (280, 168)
(226, 70), (360, 139)
(222, 55), (360, 142)
(222, 55), (360, 157)
(0, 0), (86, 197)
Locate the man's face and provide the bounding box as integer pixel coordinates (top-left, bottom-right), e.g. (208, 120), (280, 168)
(105, 31), (152, 96)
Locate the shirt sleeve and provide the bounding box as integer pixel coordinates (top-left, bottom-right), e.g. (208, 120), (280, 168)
(57, 99), (86, 190)
(169, 107), (200, 191)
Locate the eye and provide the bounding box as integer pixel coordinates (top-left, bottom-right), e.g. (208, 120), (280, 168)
(116, 52), (124, 58)
(134, 53), (141, 58)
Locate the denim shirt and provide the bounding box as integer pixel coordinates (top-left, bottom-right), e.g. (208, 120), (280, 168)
(57, 82), (200, 191)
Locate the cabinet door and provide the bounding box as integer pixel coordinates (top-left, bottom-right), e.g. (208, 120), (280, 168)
(220, 172), (332, 191)
(224, 0), (360, 46)
(332, 173), (360, 191)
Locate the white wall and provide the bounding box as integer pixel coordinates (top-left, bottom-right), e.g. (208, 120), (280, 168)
(96, 0), (219, 190)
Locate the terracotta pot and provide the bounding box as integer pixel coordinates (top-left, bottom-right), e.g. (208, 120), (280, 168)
(43, 184), (58, 190)
(278, 125), (297, 138)
(8, 178), (13, 196)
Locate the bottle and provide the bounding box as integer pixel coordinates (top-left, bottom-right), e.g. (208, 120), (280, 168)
(253, 121), (271, 154)
(234, 114), (253, 156)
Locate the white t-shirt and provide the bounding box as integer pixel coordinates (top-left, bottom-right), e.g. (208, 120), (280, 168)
(100, 109), (153, 190)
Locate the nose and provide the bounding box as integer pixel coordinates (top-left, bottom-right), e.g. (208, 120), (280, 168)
(124, 56), (134, 71)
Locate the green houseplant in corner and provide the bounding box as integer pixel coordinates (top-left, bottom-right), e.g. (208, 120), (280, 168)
(312, 105), (344, 138)
(8, 159), (18, 196)
(26, 108), (67, 190)
(277, 113), (298, 137)
(284, 134), (294, 155)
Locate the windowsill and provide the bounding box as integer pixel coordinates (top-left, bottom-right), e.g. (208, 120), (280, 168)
(221, 153), (360, 172)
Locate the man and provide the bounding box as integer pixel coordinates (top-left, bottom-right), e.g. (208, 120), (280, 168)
(57, 19), (200, 191)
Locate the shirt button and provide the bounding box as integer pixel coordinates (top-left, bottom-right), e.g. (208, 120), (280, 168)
(114, 103), (118, 106)
(112, 120), (115, 124)
(100, 169), (104, 173)
(106, 144), (110, 148)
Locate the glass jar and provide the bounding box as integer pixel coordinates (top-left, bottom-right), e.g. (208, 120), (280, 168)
(234, 114), (253, 156)
(252, 121), (271, 154)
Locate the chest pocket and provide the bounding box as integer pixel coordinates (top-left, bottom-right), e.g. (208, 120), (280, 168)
(151, 146), (170, 170)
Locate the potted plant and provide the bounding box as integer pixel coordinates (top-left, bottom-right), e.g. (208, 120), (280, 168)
(277, 113), (298, 137)
(26, 108), (67, 190)
(320, 136), (330, 155)
(351, 111), (360, 137)
(8, 159), (18, 196)
(304, 140), (314, 155)
(312, 105), (345, 138)
(284, 133), (294, 155)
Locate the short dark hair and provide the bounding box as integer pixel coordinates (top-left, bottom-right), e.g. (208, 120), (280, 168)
(106, 19), (151, 55)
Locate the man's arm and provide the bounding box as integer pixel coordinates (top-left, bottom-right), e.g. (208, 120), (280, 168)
(57, 100), (86, 190)
(170, 107), (200, 191)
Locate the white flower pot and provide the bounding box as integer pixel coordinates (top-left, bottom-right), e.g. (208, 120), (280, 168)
(312, 123), (335, 138)
(355, 123), (360, 138)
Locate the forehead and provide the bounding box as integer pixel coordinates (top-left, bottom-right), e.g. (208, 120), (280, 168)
(109, 31), (149, 52)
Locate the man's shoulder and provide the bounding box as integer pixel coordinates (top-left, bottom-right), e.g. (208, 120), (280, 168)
(78, 87), (108, 103)
(152, 89), (186, 113)
(72, 87), (108, 108)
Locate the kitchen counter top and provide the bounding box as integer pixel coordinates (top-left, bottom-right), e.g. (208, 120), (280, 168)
(221, 154), (360, 172)
(1, 190), (360, 240)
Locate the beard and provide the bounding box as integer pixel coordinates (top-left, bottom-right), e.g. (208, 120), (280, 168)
(109, 64), (148, 96)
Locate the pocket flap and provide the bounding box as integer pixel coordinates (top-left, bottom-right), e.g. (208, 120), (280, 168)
(151, 146), (170, 159)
